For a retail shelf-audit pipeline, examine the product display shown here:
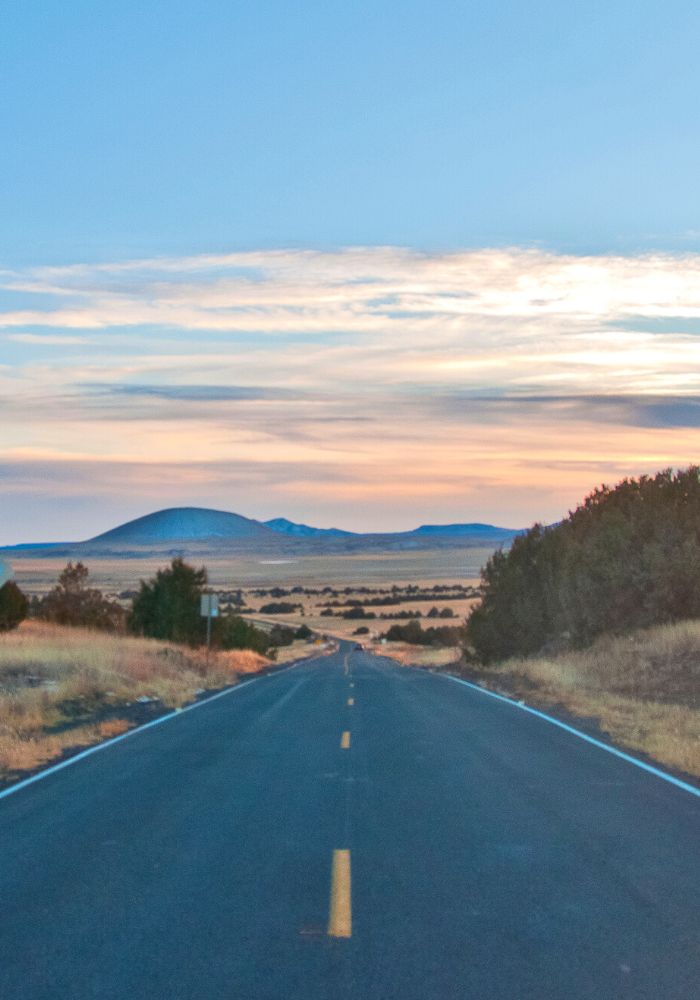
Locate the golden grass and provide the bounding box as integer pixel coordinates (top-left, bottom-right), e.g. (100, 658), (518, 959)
(0, 620), (271, 779)
(466, 618), (700, 779)
(371, 642), (461, 668)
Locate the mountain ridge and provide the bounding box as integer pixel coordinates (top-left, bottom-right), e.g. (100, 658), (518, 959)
(263, 517), (355, 539)
(1, 506), (523, 557)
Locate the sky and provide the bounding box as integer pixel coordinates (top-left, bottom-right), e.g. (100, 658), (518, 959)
(1, 1), (700, 542)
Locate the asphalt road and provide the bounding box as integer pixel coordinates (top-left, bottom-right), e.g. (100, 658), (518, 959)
(1, 641), (698, 999)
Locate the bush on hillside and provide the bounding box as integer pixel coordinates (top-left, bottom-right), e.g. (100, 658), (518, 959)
(467, 466), (700, 662)
(384, 619), (463, 646)
(259, 601), (302, 614)
(38, 562), (125, 632)
(0, 581), (28, 632)
(269, 624), (295, 647)
(129, 558), (206, 645)
(215, 614), (271, 654)
(342, 606), (376, 620)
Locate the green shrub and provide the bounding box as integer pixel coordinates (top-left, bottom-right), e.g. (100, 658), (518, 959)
(269, 624), (295, 647)
(259, 601), (302, 614)
(0, 581), (28, 632)
(467, 466), (700, 662)
(129, 558), (206, 646)
(384, 620), (462, 646)
(215, 614), (270, 654)
(342, 606), (376, 620)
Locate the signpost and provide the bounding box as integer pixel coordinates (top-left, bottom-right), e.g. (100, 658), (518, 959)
(200, 592), (219, 659)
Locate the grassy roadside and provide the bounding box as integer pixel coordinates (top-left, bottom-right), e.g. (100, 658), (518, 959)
(368, 642), (461, 669)
(453, 618), (700, 780)
(0, 620), (276, 782)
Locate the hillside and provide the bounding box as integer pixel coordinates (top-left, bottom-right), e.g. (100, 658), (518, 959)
(89, 507), (275, 544)
(264, 517), (354, 538)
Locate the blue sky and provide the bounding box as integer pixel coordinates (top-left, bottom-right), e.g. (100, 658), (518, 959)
(1, 2), (700, 542)
(2, 1), (699, 264)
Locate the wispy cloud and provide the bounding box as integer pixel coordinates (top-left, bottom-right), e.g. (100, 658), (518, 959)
(2, 246), (700, 541)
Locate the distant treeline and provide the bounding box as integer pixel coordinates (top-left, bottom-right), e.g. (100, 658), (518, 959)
(319, 592), (471, 608)
(381, 620), (464, 646)
(467, 467), (700, 662)
(248, 583), (474, 599)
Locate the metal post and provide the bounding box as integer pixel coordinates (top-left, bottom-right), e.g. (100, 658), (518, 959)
(201, 591), (218, 667)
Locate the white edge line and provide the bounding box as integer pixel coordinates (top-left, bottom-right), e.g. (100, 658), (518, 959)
(446, 674), (700, 799)
(0, 655), (315, 804)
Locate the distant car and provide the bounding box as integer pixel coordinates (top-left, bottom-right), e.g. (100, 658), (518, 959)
(354, 643), (363, 651)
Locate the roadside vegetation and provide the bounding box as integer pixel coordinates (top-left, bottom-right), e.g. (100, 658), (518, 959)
(34, 561), (125, 631)
(467, 467), (700, 661)
(129, 556), (295, 654)
(461, 618), (700, 778)
(460, 467), (700, 779)
(0, 581), (28, 632)
(0, 558), (321, 782)
(0, 619), (267, 780)
(382, 619), (463, 646)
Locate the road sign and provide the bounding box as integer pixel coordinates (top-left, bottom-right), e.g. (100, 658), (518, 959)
(200, 592), (219, 659)
(0, 559), (13, 589)
(200, 593), (219, 618)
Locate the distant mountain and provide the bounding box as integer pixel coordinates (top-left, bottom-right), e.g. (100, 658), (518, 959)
(89, 507), (276, 545)
(1, 506), (523, 558)
(412, 523), (519, 537)
(264, 517), (355, 539)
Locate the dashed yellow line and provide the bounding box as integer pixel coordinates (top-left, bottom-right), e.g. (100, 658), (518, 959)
(347, 697), (354, 706)
(328, 849), (352, 938)
(340, 730), (351, 749)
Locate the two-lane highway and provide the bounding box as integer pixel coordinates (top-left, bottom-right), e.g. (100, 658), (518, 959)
(1, 641), (698, 998)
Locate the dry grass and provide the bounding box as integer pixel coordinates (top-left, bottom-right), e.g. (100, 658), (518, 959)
(0, 620), (272, 779)
(465, 618), (700, 779)
(371, 642), (461, 668)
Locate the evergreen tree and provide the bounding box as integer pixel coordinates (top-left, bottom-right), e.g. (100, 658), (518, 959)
(467, 467), (700, 661)
(0, 581), (28, 632)
(129, 558), (207, 645)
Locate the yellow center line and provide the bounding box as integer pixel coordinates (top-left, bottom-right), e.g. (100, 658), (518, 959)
(347, 697), (354, 706)
(328, 849), (352, 938)
(340, 730), (351, 749)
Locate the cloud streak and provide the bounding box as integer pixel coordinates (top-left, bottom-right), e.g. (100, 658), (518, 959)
(2, 246), (700, 541)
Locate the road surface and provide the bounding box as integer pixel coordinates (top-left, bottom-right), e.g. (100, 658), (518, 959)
(0, 641), (698, 999)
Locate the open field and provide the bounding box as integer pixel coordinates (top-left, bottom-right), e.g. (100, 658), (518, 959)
(0, 621), (322, 781)
(458, 618), (700, 780)
(9, 549), (491, 597)
(241, 586), (478, 641)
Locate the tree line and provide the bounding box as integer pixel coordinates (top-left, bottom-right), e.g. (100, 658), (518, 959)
(466, 467), (700, 662)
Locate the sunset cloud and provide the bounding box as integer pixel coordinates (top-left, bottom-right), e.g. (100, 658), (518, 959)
(2, 247), (700, 542)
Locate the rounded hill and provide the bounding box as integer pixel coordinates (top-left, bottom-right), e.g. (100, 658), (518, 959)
(88, 507), (275, 544)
